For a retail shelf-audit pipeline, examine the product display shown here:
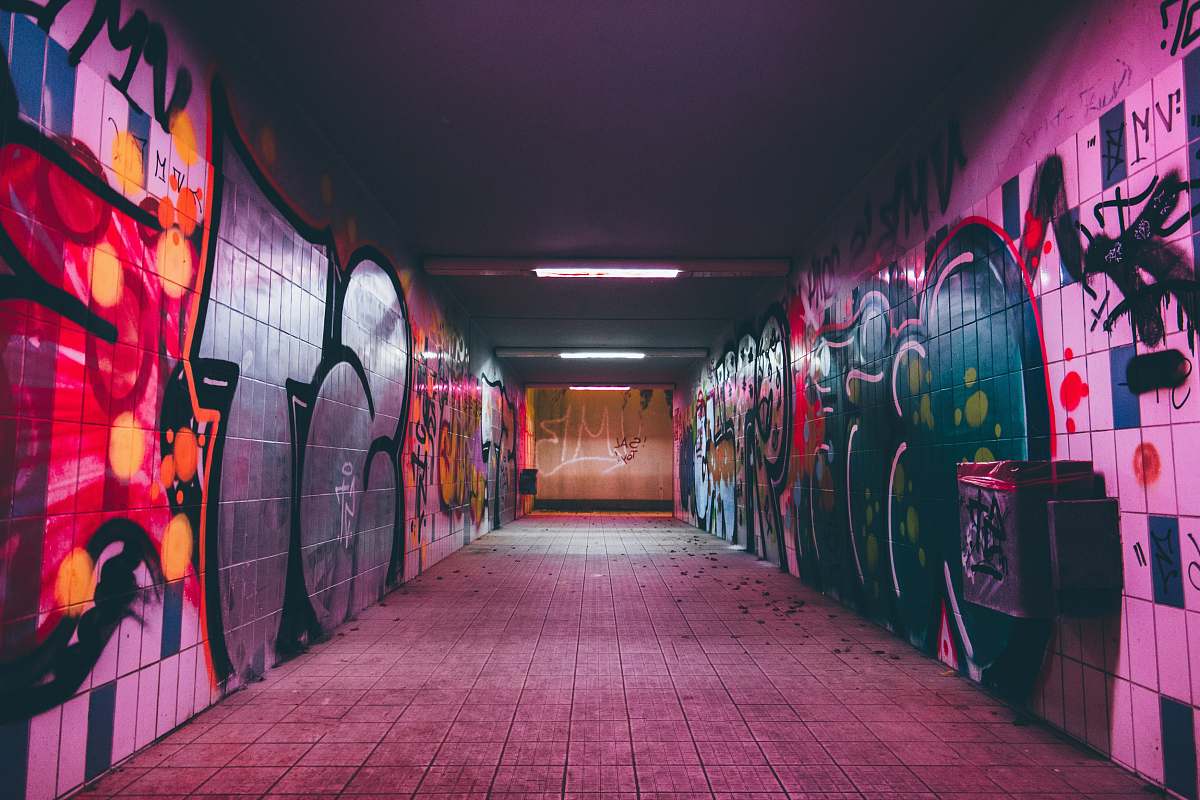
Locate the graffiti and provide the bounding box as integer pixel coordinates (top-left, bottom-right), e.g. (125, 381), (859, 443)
(612, 435), (643, 464)
(1187, 532), (1200, 591)
(682, 215), (1052, 692)
(1160, 0), (1200, 56)
(1079, 170), (1200, 348)
(0, 4), (520, 794)
(686, 306), (792, 565)
(479, 373), (518, 533)
(0, 41), (216, 717)
(849, 118), (968, 256)
(0, 520), (162, 722)
(962, 491), (1009, 581)
(2, 0), (191, 130)
(1079, 59), (1134, 114)
(1126, 348), (1191, 394)
(1150, 515), (1185, 607)
(533, 388), (671, 503)
(1024, 155), (1083, 281)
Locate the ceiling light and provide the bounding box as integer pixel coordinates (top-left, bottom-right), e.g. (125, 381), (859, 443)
(559, 351), (645, 359)
(534, 266), (680, 279)
(570, 386), (631, 391)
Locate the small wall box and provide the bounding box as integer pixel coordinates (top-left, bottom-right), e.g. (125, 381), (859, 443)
(1047, 498), (1122, 616)
(519, 469), (538, 496)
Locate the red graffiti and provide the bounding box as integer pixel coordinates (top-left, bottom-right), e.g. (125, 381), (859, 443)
(1133, 442), (1162, 486)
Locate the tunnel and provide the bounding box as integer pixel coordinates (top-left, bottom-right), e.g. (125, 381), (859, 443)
(0, 1), (1197, 798)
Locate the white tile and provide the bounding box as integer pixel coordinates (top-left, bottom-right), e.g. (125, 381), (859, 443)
(1057, 131), (1081, 211)
(25, 707), (61, 800)
(1124, 79), (1155, 176)
(1041, 651), (1065, 729)
(1131, 683), (1164, 783)
(1167, 331), (1200, 425)
(135, 664), (159, 750)
(1083, 664), (1110, 753)
(1115, 428), (1148, 513)
(1060, 281), (1088, 361)
(56, 693), (88, 796)
(1061, 657), (1085, 740)
(1078, 119), (1103, 201)
(1092, 429), (1118, 497)
(155, 653), (179, 737)
(1152, 60), (1187, 158)
(70, 61), (104, 161)
(1141, 425), (1178, 515)
(1174, 425), (1200, 516)
(1156, 604), (1192, 702)
(176, 645), (197, 726)
(111, 673), (139, 764)
(1041, 289), (1064, 363)
(1126, 596), (1159, 690)
(1121, 512), (1153, 601)
(1108, 676), (1135, 769)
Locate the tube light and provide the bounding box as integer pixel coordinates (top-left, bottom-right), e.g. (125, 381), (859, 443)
(569, 386), (631, 391)
(559, 351), (645, 359)
(534, 267), (680, 279)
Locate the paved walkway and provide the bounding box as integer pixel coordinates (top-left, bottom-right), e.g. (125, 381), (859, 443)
(81, 514), (1149, 799)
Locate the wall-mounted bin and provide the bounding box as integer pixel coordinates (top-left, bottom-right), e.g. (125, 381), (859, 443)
(1047, 498), (1122, 616)
(519, 468), (538, 495)
(957, 460), (1095, 618)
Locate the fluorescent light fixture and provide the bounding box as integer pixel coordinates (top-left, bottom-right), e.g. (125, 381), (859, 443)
(534, 266), (680, 279)
(570, 385), (630, 391)
(559, 351), (645, 360)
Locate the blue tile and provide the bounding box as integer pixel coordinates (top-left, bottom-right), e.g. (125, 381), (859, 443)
(128, 104), (151, 188)
(10, 14), (45, 124)
(1109, 343), (1141, 429)
(1187, 46), (1200, 143)
(1162, 696), (1197, 800)
(1, 13), (11, 62)
(84, 681), (117, 781)
(41, 35), (73, 136)
(1100, 102), (1127, 190)
(0, 720), (29, 799)
(1061, 208), (1079, 286)
(1002, 175), (1021, 241)
(1150, 515), (1185, 608)
(160, 578), (183, 656)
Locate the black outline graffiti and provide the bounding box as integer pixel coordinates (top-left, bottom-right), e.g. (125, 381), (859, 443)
(0, 520), (163, 722)
(1079, 170), (1200, 349)
(202, 78), (414, 661)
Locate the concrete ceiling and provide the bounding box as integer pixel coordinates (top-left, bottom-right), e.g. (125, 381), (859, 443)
(213, 0), (1042, 385)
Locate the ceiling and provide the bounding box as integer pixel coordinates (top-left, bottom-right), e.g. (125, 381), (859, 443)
(213, 1), (1045, 384)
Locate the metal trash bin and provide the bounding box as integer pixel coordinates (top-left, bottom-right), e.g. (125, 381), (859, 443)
(519, 468), (538, 495)
(1047, 498), (1122, 616)
(957, 460), (1095, 618)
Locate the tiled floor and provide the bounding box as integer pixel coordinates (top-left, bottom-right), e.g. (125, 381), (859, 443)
(81, 513), (1151, 799)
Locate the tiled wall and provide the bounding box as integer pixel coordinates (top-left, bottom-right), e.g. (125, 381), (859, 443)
(0, 3), (522, 799)
(675, 3), (1200, 796)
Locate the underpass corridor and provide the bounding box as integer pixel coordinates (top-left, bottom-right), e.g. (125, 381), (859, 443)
(4, 2), (1199, 797)
(79, 514), (1142, 799)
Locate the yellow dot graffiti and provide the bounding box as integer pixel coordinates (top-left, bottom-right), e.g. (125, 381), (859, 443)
(108, 412), (146, 481)
(162, 514), (193, 580)
(54, 547), (95, 613)
(90, 242), (123, 308)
